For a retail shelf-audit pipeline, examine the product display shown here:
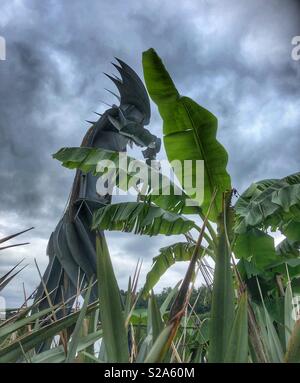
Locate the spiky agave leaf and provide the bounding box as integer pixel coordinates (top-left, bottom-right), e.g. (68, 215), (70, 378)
(0, 259), (27, 292)
(0, 227), (33, 250)
(0, 228), (33, 292)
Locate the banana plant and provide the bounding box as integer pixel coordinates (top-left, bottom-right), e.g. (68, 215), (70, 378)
(2, 49), (299, 363)
(51, 49), (300, 362)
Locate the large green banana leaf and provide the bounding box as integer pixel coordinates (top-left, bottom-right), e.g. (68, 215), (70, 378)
(237, 237), (300, 299)
(237, 236), (300, 275)
(142, 48), (231, 222)
(234, 228), (277, 269)
(235, 172), (300, 235)
(53, 147), (199, 214)
(142, 242), (207, 297)
(276, 238), (300, 258)
(92, 202), (196, 236)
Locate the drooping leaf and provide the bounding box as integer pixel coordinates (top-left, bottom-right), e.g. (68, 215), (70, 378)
(142, 242), (206, 298)
(282, 220), (300, 242)
(53, 147), (199, 214)
(234, 179), (278, 217)
(237, 237), (300, 295)
(142, 48), (231, 222)
(235, 172), (300, 234)
(276, 238), (300, 259)
(237, 258), (262, 279)
(234, 228), (277, 270)
(92, 202), (197, 236)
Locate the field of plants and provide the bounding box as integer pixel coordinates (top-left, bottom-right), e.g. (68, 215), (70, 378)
(0, 48), (300, 363)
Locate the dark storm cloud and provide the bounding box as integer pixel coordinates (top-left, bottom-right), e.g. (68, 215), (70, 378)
(0, 0), (299, 305)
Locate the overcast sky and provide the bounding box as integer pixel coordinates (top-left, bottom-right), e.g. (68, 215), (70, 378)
(0, 0), (299, 307)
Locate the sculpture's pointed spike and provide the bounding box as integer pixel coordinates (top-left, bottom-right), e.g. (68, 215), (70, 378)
(112, 74), (122, 81)
(104, 88), (120, 101)
(93, 112), (102, 116)
(103, 72), (122, 84)
(114, 57), (129, 67)
(111, 63), (127, 81)
(99, 99), (112, 107)
(114, 57), (127, 68)
(114, 58), (137, 78)
(85, 120), (96, 125)
(110, 58), (151, 125)
(111, 62), (122, 72)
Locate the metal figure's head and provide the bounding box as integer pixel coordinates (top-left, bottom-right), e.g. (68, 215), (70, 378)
(104, 58), (161, 159)
(105, 58), (151, 125)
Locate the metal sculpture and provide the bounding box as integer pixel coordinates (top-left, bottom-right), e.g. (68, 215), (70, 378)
(34, 59), (160, 316)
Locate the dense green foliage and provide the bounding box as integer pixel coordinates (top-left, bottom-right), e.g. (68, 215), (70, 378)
(127, 286), (211, 314)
